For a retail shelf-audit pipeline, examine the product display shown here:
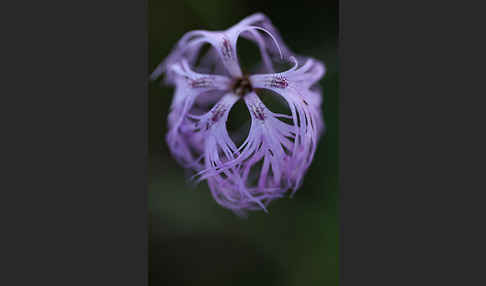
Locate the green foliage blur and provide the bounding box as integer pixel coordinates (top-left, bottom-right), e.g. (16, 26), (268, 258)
(149, 0), (338, 285)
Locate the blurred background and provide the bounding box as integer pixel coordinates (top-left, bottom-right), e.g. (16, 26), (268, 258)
(149, 0), (338, 285)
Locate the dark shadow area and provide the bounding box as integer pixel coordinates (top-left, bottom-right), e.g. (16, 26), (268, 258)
(149, 231), (284, 286)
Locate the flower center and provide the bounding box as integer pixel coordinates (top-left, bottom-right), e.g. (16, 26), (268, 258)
(232, 76), (253, 97)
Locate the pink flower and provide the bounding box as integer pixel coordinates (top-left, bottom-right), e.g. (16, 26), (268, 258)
(151, 13), (325, 215)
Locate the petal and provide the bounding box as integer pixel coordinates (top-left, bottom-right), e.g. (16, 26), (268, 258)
(184, 30), (243, 77)
(250, 57), (326, 89)
(186, 93), (272, 212)
(193, 92), (299, 213)
(234, 13), (295, 63)
(151, 13), (298, 82)
(185, 93), (240, 177)
(150, 31), (208, 82)
(200, 92), (300, 213)
(152, 29), (243, 80)
(170, 59), (232, 90)
(249, 58), (325, 190)
(240, 92), (299, 188)
(165, 61), (232, 167)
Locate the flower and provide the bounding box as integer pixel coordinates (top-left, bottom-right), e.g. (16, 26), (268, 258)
(151, 13), (325, 215)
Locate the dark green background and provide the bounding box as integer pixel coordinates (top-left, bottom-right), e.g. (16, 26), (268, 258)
(149, 1), (338, 285)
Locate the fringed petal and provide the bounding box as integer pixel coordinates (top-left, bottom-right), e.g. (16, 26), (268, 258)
(165, 60), (232, 167)
(249, 58), (325, 191)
